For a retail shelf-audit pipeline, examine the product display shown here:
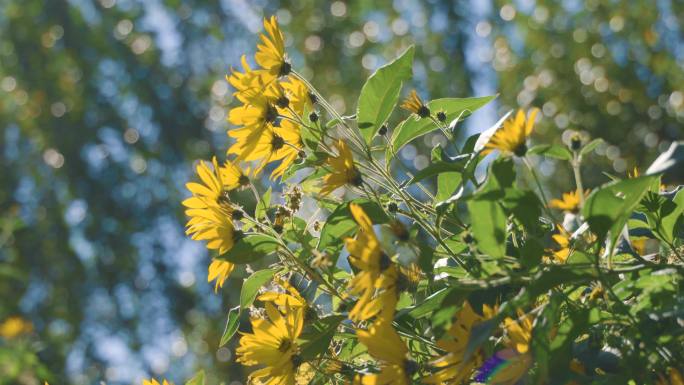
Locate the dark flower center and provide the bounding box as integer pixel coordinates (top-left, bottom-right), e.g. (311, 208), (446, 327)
(238, 174), (250, 187)
(349, 169), (363, 187)
(279, 61), (292, 77)
(276, 96), (290, 109)
(231, 210), (244, 221)
(217, 194), (231, 206)
(278, 338), (293, 352)
(271, 135), (285, 150)
(308, 91), (318, 104)
(379, 252), (392, 271)
(265, 105), (278, 123)
(513, 142), (528, 157)
(417, 105), (431, 118)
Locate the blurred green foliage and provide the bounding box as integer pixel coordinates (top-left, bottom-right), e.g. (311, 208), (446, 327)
(0, 0), (682, 383)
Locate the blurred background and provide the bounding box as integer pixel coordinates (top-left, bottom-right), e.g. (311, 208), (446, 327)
(1, 0), (682, 383)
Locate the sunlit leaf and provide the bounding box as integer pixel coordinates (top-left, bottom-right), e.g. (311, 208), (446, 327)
(318, 199), (389, 257)
(240, 268), (278, 309)
(219, 306), (240, 347)
(528, 144), (573, 160)
(580, 138), (603, 156)
(466, 158), (515, 258)
(218, 235), (280, 264)
(357, 45), (415, 143)
(298, 315), (345, 360)
(185, 370), (206, 385)
(391, 96), (495, 152)
(582, 175), (659, 252)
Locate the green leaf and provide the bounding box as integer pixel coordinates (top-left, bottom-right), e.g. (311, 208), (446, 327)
(357, 46), (415, 143)
(644, 188), (684, 244)
(582, 175), (659, 252)
(463, 318), (497, 362)
(219, 306), (240, 347)
(391, 96), (495, 152)
(318, 199), (389, 256)
(466, 158), (515, 258)
(580, 138), (603, 156)
(528, 144), (573, 160)
(407, 153), (470, 185)
(407, 288), (451, 319)
(502, 189), (542, 232)
(437, 172), (461, 202)
(219, 269), (278, 347)
(185, 370), (206, 385)
(218, 234), (280, 264)
(240, 268), (278, 309)
(298, 315), (345, 360)
(467, 199), (506, 258)
(255, 186), (272, 221)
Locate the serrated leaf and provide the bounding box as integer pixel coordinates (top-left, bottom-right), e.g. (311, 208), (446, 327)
(218, 234), (280, 264)
(357, 46), (415, 143)
(391, 96), (495, 152)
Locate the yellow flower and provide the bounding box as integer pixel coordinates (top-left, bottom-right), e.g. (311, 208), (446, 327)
(228, 90), (279, 141)
(185, 206), (238, 254)
(547, 224), (571, 263)
(0, 316), (33, 339)
(628, 166), (640, 179)
(400, 89), (430, 118)
(345, 203), (397, 322)
(321, 140), (362, 196)
(355, 266), (400, 321)
(208, 259), (235, 292)
(281, 76), (312, 117)
(229, 116), (302, 180)
(425, 302), (497, 385)
(549, 190), (589, 213)
(258, 276), (307, 309)
(504, 310), (534, 354)
(485, 349), (534, 385)
(183, 157), (241, 255)
(236, 301), (304, 385)
(182, 157), (245, 212)
(255, 16), (290, 79)
(483, 108), (539, 157)
(479, 310), (535, 385)
(142, 379), (171, 385)
(227, 55), (268, 103)
(356, 318), (414, 385)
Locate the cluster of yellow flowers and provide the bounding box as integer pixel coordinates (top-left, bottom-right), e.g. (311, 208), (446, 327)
(176, 16), (563, 385)
(174, 14), (684, 385)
